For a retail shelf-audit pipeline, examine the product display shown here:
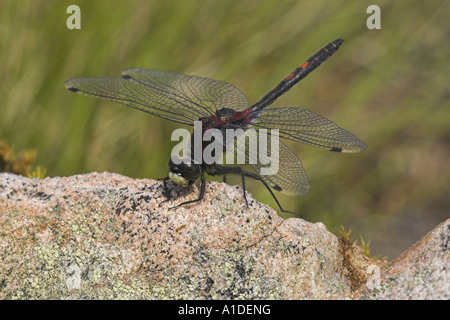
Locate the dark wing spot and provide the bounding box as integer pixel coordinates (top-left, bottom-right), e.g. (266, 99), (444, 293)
(64, 80), (80, 92)
(330, 147), (343, 152)
(272, 185), (282, 191)
(67, 86), (79, 92)
(122, 74), (132, 79)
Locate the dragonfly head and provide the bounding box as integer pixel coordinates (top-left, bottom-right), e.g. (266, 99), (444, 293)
(168, 157), (201, 187)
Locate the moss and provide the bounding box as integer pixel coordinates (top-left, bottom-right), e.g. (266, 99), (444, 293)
(339, 226), (374, 258)
(0, 141), (47, 178)
(29, 166), (47, 179)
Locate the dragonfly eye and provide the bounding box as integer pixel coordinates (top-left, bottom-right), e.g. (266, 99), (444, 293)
(168, 159), (201, 184)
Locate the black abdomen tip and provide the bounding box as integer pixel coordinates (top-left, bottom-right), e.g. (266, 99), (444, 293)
(334, 38), (345, 46)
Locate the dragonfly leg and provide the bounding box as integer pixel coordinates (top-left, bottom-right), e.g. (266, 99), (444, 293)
(158, 176), (172, 206)
(240, 173), (249, 208)
(169, 167), (207, 209)
(209, 166), (302, 218)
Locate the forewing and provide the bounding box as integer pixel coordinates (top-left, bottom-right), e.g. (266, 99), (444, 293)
(65, 69), (248, 126)
(251, 107), (367, 152)
(122, 68), (249, 113)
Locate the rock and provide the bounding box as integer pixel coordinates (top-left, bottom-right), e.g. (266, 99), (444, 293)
(0, 172), (448, 299)
(354, 219), (449, 300)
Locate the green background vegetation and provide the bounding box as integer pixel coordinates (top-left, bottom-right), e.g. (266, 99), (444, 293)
(1, 0), (448, 258)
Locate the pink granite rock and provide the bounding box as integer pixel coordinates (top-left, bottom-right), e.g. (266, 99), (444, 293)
(0, 172), (447, 299)
(354, 219), (449, 300)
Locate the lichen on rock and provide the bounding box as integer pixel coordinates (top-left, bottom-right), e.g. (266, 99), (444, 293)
(0, 172), (448, 299)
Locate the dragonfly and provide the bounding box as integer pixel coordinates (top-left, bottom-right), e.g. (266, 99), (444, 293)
(65, 38), (367, 216)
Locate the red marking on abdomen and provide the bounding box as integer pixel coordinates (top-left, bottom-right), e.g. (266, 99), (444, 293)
(233, 113), (243, 120)
(231, 109), (250, 121)
(300, 61), (309, 69)
(286, 73), (294, 81)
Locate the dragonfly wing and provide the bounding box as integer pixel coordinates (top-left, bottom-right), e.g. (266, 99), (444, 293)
(122, 68), (249, 112)
(65, 77), (196, 125)
(251, 107), (367, 152)
(224, 130), (309, 196)
(65, 69), (248, 125)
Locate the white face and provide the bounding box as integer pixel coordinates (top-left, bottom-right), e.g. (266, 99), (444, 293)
(168, 171), (190, 188)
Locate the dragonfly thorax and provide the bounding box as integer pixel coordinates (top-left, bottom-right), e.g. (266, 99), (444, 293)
(215, 107), (238, 119)
(201, 107), (250, 131)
